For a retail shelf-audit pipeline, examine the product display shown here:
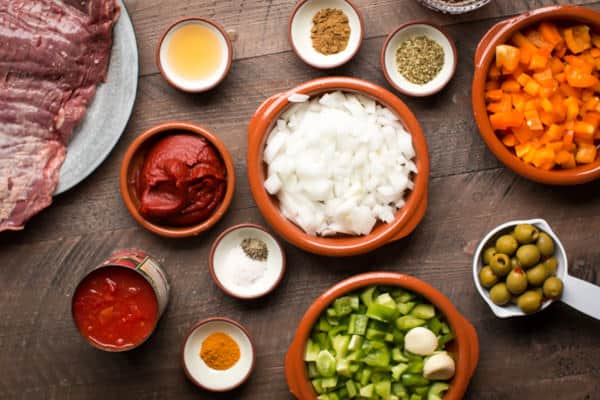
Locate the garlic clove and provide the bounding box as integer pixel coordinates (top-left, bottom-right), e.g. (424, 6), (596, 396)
(404, 327), (438, 356)
(423, 352), (456, 380)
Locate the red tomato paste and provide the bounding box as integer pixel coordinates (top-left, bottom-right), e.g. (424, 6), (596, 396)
(72, 266), (158, 351)
(137, 134), (227, 226)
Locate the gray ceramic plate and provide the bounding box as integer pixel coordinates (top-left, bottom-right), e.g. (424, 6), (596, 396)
(55, 0), (138, 195)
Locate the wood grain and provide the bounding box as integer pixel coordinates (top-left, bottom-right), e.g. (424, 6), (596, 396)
(2, 1), (600, 400)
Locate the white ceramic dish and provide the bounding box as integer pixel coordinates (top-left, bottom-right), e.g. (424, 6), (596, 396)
(417, 0), (491, 15)
(473, 218), (600, 319)
(182, 318), (255, 392)
(289, 0), (364, 69)
(56, 0), (138, 194)
(210, 224), (286, 299)
(381, 22), (457, 97)
(157, 17), (232, 93)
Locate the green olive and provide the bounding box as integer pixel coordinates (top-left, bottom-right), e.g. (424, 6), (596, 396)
(510, 257), (521, 270)
(527, 264), (549, 287)
(506, 268), (528, 295)
(479, 266), (499, 289)
(543, 277), (564, 299)
(536, 233), (555, 257)
(517, 290), (543, 314)
(490, 253), (511, 276)
(513, 224), (540, 244)
(516, 244), (541, 268)
(483, 247), (498, 265)
(543, 257), (558, 275)
(490, 282), (511, 306)
(496, 234), (519, 256)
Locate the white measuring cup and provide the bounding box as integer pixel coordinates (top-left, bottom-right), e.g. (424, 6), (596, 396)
(473, 218), (600, 319)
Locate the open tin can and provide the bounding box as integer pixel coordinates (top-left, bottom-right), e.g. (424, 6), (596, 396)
(71, 250), (170, 352)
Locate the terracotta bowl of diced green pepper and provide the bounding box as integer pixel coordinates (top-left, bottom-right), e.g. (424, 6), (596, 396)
(285, 272), (479, 400)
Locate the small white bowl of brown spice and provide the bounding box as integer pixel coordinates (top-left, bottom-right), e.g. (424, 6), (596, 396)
(288, 0), (364, 69)
(381, 22), (457, 97)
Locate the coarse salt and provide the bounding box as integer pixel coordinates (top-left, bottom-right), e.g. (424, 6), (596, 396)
(222, 245), (267, 288)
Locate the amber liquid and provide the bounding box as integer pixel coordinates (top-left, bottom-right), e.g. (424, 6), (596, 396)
(166, 24), (223, 81)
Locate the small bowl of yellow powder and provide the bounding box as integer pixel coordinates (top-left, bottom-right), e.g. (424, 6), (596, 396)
(182, 317), (255, 392)
(288, 0), (364, 69)
(381, 21), (457, 97)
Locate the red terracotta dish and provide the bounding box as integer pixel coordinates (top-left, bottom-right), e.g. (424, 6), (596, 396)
(247, 77), (430, 256)
(472, 5), (600, 185)
(285, 272), (479, 400)
(120, 122), (235, 238)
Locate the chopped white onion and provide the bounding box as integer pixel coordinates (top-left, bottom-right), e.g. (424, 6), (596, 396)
(263, 91), (417, 236)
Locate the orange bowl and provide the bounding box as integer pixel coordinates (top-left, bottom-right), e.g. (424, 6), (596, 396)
(247, 77), (430, 256)
(120, 122), (235, 238)
(285, 272), (479, 400)
(472, 5), (600, 185)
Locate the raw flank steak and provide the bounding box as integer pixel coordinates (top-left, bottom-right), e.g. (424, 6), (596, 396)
(0, 0), (119, 231)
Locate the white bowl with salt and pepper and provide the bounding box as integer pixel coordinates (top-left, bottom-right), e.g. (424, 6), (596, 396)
(210, 224), (286, 299)
(288, 0), (364, 69)
(381, 22), (457, 97)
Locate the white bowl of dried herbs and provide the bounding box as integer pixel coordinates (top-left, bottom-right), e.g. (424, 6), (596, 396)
(381, 22), (457, 97)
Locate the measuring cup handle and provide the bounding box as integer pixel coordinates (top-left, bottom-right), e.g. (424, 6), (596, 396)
(561, 274), (600, 320)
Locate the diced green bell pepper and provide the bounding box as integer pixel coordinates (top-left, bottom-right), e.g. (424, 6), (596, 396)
(407, 359), (424, 374)
(322, 376), (338, 389)
(375, 380), (392, 399)
(348, 314), (368, 336)
(317, 350), (337, 377)
(367, 303), (398, 322)
(392, 382), (408, 396)
(308, 362), (320, 378)
(312, 379), (324, 394)
(427, 317), (442, 335)
(411, 304), (435, 320)
(397, 302), (416, 315)
(346, 380), (358, 398)
(395, 316), (425, 331)
(392, 347), (409, 362)
(318, 317), (331, 332)
(334, 296), (354, 317)
(361, 286), (377, 307)
(391, 363), (408, 381)
(359, 383), (374, 398)
(427, 382), (449, 400)
(401, 373), (430, 387)
(361, 341), (391, 368)
(366, 328), (386, 340)
(336, 358), (352, 377)
(359, 368), (373, 386)
(332, 335), (350, 358)
(409, 394), (423, 400)
(375, 293), (397, 308)
(304, 339), (320, 362)
(348, 334), (364, 351)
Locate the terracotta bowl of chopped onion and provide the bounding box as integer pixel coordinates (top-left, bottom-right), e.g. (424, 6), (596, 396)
(284, 272), (479, 400)
(247, 77), (430, 257)
(472, 5), (600, 185)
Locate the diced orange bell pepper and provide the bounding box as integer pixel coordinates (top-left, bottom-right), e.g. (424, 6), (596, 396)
(490, 111), (524, 130)
(524, 79), (541, 96)
(549, 58), (565, 74)
(546, 124), (564, 140)
(532, 146), (555, 168)
(488, 64), (501, 79)
(575, 142), (597, 163)
(487, 94), (512, 114)
(565, 96), (580, 121)
(564, 55), (594, 73)
(533, 68), (554, 87)
(512, 32), (537, 64)
(564, 25), (592, 54)
(486, 80), (500, 91)
(539, 110), (555, 127)
(501, 79), (521, 92)
(550, 94), (567, 121)
(539, 22), (563, 47)
(574, 121), (595, 141)
(512, 93), (526, 112)
(513, 125), (536, 143)
(560, 82), (581, 98)
(525, 109), (544, 130)
(541, 97), (554, 113)
(564, 130), (575, 145)
(485, 89), (504, 101)
(565, 65), (599, 88)
(502, 133), (518, 147)
(529, 51), (549, 70)
(496, 45), (521, 73)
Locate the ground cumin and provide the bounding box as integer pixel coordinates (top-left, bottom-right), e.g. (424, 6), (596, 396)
(200, 332), (240, 370)
(311, 8), (351, 55)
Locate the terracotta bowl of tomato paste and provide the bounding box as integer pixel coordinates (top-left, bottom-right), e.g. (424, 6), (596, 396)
(247, 77), (430, 257)
(285, 272), (479, 400)
(472, 5), (600, 185)
(120, 122), (235, 238)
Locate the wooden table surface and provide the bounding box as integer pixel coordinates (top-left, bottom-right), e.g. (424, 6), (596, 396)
(2, 1), (600, 399)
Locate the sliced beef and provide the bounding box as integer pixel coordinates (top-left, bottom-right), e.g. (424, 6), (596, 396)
(0, 0), (119, 231)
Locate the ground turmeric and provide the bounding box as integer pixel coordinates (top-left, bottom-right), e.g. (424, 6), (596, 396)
(200, 332), (240, 370)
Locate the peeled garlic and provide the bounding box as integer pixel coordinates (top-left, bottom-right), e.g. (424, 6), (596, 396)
(404, 327), (438, 356)
(423, 352), (456, 380)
